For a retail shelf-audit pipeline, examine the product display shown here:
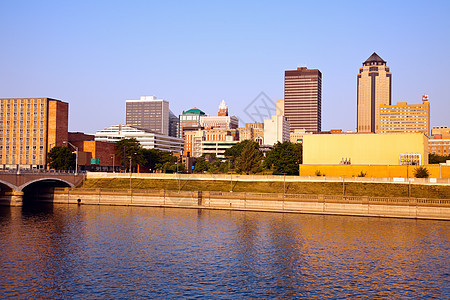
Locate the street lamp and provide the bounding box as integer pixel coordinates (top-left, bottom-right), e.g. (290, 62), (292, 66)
(47, 142), (56, 170)
(111, 154), (115, 173)
(129, 152), (137, 190)
(63, 141), (78, 174)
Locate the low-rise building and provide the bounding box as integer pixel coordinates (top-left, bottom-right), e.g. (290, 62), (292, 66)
(68, 132), (117, 171)
(185, 129), (238, 158)
(201, 138), (239, 159)
(95, 124), (184, 153)
(431, 126), (450, 139)
(238, 122), (264, 145)
(429, 136), (450, 156)
(290, 129), (309, 144)
(303, 133), (429, 165)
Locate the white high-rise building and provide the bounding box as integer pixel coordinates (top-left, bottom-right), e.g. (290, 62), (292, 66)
(264, 115), (290, 146)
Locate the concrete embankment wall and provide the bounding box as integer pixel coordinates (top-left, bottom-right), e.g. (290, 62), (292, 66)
(51, 188), (450, 220)
(86, 172), (450, 184)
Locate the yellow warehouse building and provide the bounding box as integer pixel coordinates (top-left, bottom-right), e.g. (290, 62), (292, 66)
(303, 133), (428, 165)
(299, 133), (450, 178)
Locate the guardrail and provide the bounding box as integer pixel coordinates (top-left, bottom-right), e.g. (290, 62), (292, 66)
(0, 169), (86, 175)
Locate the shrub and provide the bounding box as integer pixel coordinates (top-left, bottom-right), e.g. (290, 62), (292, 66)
(413, 166), (430, 178)
(315, 170), (322, 176)
(357, 171), (367, 177)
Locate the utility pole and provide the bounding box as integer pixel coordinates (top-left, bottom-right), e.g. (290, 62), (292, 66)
(63, 141), (78, 175)
(129, 156), (132, 190)
(230, 172), (233, 192)
(112, 154), (115, 173)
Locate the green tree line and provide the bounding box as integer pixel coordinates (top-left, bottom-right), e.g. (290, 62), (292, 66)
(47, 138), (303, 175)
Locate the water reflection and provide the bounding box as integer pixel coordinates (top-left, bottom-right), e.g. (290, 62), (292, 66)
(0, 204), (448, 298)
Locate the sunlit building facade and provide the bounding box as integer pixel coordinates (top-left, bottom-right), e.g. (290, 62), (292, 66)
(357, 52), (392, 133)
(0, 97), (68, 169)
(284, 67), (322, 132)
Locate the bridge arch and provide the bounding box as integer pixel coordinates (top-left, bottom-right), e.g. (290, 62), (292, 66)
(18, 177), (75, 191)
(0, 180), (18, 192)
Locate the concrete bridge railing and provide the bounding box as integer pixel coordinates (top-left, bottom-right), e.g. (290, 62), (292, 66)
(0, 172), (86, 206)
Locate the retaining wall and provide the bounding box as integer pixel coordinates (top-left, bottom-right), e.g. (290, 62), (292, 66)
(51, 188), (450, 220)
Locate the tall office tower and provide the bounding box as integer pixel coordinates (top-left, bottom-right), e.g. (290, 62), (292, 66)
(126, 96), (169, 135)
(357, 52), (392, 133)
(284, 67), (322, 132)
(0, 97), (68, 169)
(168, 110), (179, 138)
(276, 100), (284, 116)
(218, 100), (228, 116)
(200, 101), (239, 130)
(179, 108), (206, 138)
(378, 96), (430, 136)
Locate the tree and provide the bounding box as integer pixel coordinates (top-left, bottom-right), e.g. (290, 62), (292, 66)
(47, 146), (76, 170)
(414, 166), (430, 178)
(141, 148), (161, 171)
(115, 138), (142, 171)
(429, 153), (450, 164)
(140, 148), (178, 172)
(235, 142), (263, 174)
(193, 157), (210, 173)
(224, 140), (259, 166)
(263, 141), (302, 175)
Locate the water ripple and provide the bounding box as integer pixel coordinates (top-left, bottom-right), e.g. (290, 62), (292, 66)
(0, 205), (449, 299)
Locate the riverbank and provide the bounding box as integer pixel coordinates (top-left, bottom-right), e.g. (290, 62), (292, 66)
(52, 188), (450, 220)
(82, 177), (450, 199)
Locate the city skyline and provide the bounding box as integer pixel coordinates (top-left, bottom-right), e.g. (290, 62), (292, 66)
(1, 1), (449, 134)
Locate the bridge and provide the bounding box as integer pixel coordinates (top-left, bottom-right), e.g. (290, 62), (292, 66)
(0, 171), (85, 206)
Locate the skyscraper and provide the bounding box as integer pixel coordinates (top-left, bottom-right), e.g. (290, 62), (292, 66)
(126, 96), (169, 135)
(357, 52), (392, 133)
(284, 67), (322, 132)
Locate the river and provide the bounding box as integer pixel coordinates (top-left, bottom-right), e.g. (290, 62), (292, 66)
(0, 203), (449, 298)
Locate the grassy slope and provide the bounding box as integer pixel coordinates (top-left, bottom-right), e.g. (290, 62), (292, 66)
(81, 178), (450, 199)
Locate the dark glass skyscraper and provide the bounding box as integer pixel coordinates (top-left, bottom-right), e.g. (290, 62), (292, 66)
(284, 67), (322, 132)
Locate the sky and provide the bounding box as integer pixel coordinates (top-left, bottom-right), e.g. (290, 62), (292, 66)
(1, 0), (449, 134)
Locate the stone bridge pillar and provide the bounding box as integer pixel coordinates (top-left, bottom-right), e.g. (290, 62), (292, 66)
(10, 191), (23, 207)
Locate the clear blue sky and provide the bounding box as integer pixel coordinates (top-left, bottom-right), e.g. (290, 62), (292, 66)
(1, 0), (449, 133)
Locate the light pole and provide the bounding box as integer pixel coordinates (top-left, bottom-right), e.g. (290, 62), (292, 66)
(63, 141), (78, 174)
(17, 143), (21, 174)
(129, 152), (136, 190)
(129, 156), (132, 190)
(111, 154), (115, 173)
(47, 142), (55, 170)
(230, 172), (233, 192)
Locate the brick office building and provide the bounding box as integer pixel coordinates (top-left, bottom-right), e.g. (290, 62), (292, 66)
(0, 97), (68, 170)
(68, 132), (117, 171)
